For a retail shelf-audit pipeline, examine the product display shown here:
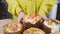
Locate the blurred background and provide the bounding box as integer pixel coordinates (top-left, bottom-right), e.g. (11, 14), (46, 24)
(0, 0), (12, 19)
(0, 0), (60, 20)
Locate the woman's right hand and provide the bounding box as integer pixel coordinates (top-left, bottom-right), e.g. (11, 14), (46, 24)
(18, 11), (25, 23)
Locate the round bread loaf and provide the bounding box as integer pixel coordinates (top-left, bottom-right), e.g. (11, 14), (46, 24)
(43, 20), (59, 34)
(23, 27), (45, 34)
(3, 23), (23, 34)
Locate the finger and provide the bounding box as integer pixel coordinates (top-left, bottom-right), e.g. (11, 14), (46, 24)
(40, 14), (48, 20)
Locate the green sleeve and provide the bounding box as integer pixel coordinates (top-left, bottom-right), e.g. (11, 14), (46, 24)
(39, 0), (56, 15)
(6, 0), (22, 15)
(6, 0), (22, 19)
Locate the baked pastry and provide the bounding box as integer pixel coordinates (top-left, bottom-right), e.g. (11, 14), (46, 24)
(43, 20), (59, 34)
(3, 23), (23, 34)
(23, 27), (45, 34)
(23, 14), (44, 30)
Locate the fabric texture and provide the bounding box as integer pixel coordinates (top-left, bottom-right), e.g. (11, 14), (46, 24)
(6, 0), (56, 20)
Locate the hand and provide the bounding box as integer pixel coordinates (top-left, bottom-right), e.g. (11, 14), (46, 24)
(17, 11), (25, 23)
(40, 14), (48, 20)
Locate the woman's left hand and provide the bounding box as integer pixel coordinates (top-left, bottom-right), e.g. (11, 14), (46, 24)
(40, 14), (48, 21)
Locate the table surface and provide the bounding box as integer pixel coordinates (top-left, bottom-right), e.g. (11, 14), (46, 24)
(0, 19), (60, 34)
(0, 19), (17, 34)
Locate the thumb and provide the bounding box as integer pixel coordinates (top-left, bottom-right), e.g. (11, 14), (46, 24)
(17, 12), (25, 23)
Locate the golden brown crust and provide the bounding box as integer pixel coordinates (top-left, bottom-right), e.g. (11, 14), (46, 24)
(48, 20), (52, 25)
(23, 27), (45, 34)
(3, 23), (23, 34)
